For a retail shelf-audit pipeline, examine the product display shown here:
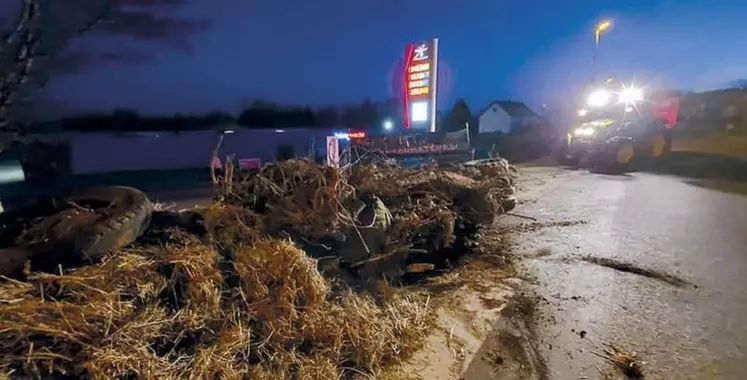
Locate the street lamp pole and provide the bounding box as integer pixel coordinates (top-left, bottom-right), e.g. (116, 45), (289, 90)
(593, 19), (612, 65)
(593, 19), (612, 80)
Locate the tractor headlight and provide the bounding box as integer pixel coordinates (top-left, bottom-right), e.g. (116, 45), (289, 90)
(573, 127), (596, 136)
(618, 87), (643, 103)
(586, 90), (611, 107)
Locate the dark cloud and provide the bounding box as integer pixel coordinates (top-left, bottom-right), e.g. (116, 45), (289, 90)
(99, 8), (210, 51)
(33, 0), (210, 71)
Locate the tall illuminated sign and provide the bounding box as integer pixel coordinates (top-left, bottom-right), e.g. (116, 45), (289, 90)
(403, 38), (438, 132)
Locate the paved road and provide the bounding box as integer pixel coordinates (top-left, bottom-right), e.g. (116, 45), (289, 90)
(482, 164), (747, 379)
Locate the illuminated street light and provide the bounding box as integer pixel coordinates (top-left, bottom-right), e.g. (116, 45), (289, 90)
(593, 19), (613, 67)
(382, 119), (394, 130)
(594, 19), (612, 45)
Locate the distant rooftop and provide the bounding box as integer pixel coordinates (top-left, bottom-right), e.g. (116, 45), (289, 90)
(480, 100), (538, 118)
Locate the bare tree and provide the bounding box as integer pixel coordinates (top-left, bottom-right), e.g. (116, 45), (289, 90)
(0, 0), (40, 148)
(0, 0), (209, 150)
(730, 79), (747, 91)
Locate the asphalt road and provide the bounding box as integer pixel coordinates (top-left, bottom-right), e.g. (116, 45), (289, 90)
(484, 162), (747, 379)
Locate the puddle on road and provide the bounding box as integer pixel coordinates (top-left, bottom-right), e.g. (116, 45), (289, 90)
(579, 256), (693, 288)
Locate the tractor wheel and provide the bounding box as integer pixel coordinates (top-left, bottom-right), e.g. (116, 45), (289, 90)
(551, 137), (569, 164)
(615, 141), (636, 165)
(593, 138), (635, 173)
(0, 186), (153, 278)
(551, 137), (581, 167)
(649, 129), (672, 158)
(559, 154), (581, 167)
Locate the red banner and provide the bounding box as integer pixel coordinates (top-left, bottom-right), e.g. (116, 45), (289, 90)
(238, 158), (261, 170)
(351, 133), (468, 156)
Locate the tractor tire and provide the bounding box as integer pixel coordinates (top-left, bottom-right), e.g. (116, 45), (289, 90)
(0, 186), (153, 277)
(559, 154), (581, 167)
(551, 137), (580, 166)
(649, 127), (672, 158)
(594, 137), (635, 173)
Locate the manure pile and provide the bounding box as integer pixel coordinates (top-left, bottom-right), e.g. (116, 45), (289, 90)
(0, 159), (518, 379)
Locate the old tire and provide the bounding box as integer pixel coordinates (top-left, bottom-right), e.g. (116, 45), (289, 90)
(0, 186), (153, 277)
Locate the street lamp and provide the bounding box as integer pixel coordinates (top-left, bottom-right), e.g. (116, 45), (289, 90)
(594, 19), (612, 46)
(593, 19), (613, 73)
(382, 119), (394, 131)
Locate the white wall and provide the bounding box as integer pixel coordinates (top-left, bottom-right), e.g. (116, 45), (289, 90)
(478, 105), (511, 134)
(69, 128), (340, 175)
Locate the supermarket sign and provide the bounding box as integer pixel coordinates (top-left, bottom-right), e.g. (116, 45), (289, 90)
(403, 38), (439, 132)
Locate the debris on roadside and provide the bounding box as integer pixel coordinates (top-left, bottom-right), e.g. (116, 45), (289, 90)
(0, 158), (519, 379)
(215, 158), (519, 283)
(596, 344), (645, 379)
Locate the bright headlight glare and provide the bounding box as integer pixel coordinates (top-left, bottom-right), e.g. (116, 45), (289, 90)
(586, 90), (611, 107)
(577, 108), (588, 116)
(619, 88), (643, 103)
(574, 127), (595, 136)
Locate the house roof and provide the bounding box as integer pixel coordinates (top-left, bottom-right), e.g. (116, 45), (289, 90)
(480, 100), (538, 118)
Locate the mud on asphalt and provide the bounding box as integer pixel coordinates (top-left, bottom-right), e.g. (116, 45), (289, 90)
(482, 165), (698, 380)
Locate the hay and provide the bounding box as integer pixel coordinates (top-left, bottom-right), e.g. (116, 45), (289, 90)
(0, 158), (518, 379)
(0, 233), (432, 379)
(209, 158), (518, 281)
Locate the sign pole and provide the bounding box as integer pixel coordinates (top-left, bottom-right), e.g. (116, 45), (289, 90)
(326, 136), (339, 167)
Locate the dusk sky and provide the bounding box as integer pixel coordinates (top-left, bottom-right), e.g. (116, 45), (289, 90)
(12, 0), (747, 116)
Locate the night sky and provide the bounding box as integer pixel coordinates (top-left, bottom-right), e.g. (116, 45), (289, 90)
(24, 0), (747, 116)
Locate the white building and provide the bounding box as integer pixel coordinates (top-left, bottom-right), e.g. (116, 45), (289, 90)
(478, 100), (541, 135)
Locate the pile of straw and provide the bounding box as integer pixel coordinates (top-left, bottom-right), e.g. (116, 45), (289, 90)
(0, 158), (518, 379)
(0, 232), (431, 379)
(220, 159), (517, 267)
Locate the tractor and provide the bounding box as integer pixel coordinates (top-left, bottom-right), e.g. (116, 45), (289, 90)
(553, 79), (680, 171)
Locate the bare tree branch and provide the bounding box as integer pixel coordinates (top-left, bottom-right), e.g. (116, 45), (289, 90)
(0, 0), (40, 148)
(0, 0), (209, 150)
